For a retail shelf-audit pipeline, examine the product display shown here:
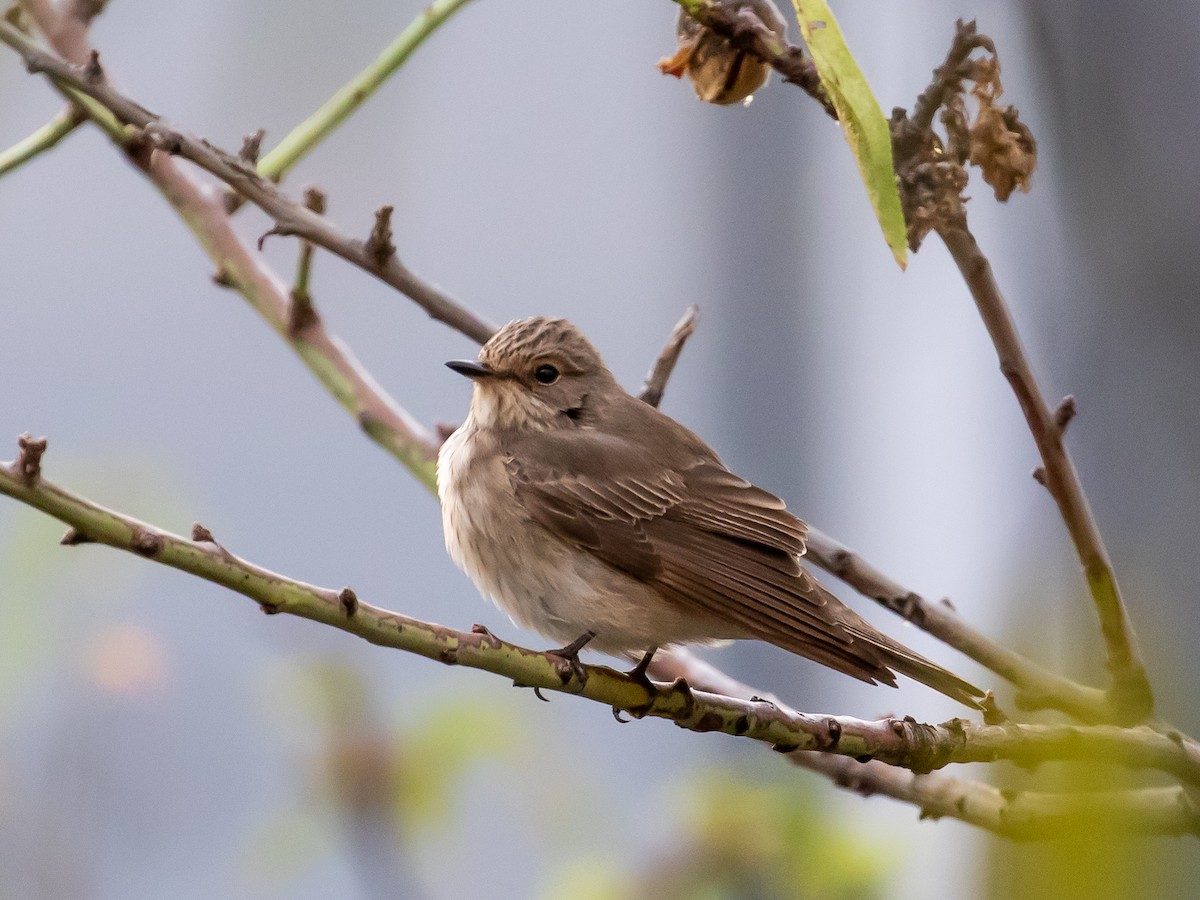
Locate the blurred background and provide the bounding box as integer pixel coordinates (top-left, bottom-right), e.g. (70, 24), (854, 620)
(2, 1), (1198, 897)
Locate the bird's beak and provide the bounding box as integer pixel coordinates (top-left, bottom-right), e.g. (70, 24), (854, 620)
(445, 359), (494, 380)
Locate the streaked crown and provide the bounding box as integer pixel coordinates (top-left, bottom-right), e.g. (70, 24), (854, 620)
(479, 317), (606, 376)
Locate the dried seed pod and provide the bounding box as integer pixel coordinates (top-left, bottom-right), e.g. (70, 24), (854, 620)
(657, 0), (788, 106)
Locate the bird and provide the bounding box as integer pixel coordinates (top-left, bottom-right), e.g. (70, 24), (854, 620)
(437, 316), (983, 706)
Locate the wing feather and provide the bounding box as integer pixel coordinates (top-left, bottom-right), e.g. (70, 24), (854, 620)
(504, 426), (980, 702)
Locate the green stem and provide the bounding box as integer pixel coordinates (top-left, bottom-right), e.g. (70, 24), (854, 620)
(2, 449), (1200, 797)
(0, 104), (84, 177)
(257, 0), (476, 184)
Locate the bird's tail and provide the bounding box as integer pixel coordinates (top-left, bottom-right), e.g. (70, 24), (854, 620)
(839, 613), (985, 709)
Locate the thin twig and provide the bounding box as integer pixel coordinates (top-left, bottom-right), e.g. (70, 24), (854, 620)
(790, 754), (1200, 839)
(885, 19), (1152, 720)
(1, 442), (1198, 796)
(288, 187), (326, 336)
(893, 20), (995, 158)
(937, 223), (1152, 722)
(224, 0), (476, 213)
(804, 528), (1111, 722)
(0, 19), (442, 490)
(0, 104), (85, 178)
(0, 21), (497, 345)
(638, 305), (700, 408)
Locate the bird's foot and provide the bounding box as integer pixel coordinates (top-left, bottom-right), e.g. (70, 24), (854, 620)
(546, 630), (595, 687)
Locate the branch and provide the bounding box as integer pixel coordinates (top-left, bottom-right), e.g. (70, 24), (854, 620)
(884, 20), (1152, 722)
(0, 16), (441, 490)
(937, 224), (1152, 721)
(790, 754), (1200, 839)
(625, 305), (1104, 721)
(0, 103), (85, 178)
(671, 0), (835, 117)
(638, 305), (699, 407)
(250, 0), (475, 190)
(893, 20), (995, 155)
(3, 438), (1200, 795)
(651, 646), (1196, 838)
(804, 529), (1111, 723)
(0, 21), (497, 345)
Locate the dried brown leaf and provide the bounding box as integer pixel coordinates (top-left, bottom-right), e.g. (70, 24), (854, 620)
(967, 56), (1037, 201)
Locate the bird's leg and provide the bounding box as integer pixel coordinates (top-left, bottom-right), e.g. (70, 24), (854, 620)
(546, 630), (596, 686)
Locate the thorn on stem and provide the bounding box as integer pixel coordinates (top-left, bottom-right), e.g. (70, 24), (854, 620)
(211, 267), (235, 288)
(191, 523), (215, 542)
(981, 691), (1009, 725)
(257, 226), (285, 251)
(470, 623), (502, 649)
(1053, 395), (1077, 434)
(16, 433), (47, 486)
(60, 527), (92, 545)
(338, 587), (359, 617)
(130, 529), (164, 557)
(238, 129), (265, 167)
(83, 50), (103, 84)
(302, 186), (327, 216)
(145, 124), (183, 155)
(1032, 466), (1047, 486)
(287, 289), (319, 337)
(365, 205), (396, 267)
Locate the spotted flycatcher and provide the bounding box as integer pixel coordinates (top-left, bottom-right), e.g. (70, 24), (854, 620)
(438, 317), (982, 705)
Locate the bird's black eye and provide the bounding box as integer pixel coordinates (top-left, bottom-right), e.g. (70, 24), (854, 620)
(534, 364), (559, 385)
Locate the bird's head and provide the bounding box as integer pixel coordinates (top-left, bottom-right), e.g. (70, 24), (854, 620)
(446, 317), (619, 431)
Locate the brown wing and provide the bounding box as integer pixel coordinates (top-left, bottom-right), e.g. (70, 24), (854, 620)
(505, 428), (900, 685)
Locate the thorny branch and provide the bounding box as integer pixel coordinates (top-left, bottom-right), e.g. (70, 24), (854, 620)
(0, 13), (441, 490)
(1, 438), (1199, 837)
(791, 753), (1200, 840)
(638, 305), (700, 408)
(803, 529), (1110, 723)
(0, 19), (496, 344)
(0, 102), (84, 177)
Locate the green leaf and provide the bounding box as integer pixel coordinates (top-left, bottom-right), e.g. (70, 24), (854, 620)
(790, 0), (908, 268)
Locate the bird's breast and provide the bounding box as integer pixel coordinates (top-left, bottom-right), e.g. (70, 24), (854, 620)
(436, 422), (735, 655)
(439, 425), (576, 628)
